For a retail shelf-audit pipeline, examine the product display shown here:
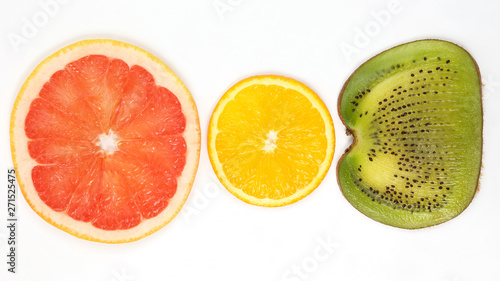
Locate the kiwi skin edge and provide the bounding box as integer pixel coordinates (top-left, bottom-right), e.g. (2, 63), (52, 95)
(336, 39), (483, 229)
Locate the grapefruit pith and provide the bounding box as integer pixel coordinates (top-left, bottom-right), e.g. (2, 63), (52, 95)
(10, 39), (200, 243)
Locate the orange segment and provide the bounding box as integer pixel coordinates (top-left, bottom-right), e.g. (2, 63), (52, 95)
(208, 75), (335, 207)
(11, 39), (200, 243)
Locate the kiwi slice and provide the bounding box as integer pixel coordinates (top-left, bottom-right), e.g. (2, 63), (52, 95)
(337, 40), (482, 229)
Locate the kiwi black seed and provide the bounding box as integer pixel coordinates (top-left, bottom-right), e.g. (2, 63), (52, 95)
(337, 40), (482, 229)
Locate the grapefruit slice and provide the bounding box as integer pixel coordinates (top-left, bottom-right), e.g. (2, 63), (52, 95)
(10, 39), (200, 243)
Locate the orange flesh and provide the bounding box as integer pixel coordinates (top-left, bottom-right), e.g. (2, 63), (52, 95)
(25, 55), (186, 231)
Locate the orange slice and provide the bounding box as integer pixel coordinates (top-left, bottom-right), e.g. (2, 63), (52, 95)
(208, 75), (335, 207)
(10, 39), (200, 243)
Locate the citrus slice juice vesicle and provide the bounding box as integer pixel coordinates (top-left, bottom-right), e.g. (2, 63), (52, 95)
(208, 75), (335, 207)
(10, 40), (200, 243)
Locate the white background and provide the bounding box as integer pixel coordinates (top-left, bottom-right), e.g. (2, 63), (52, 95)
(1, 0), (500, 280)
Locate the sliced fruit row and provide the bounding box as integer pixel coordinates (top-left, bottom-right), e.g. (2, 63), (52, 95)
(10, 39), (482, 243)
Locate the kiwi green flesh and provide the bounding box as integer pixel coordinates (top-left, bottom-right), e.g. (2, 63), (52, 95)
(338, 40), (482, 229)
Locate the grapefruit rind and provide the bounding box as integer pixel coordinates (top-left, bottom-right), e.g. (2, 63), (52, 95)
(207, 75), (335, 207)
(10, 39), (201, 243)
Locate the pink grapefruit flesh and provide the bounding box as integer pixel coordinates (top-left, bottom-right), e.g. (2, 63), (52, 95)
(11, 39), (200, 243)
